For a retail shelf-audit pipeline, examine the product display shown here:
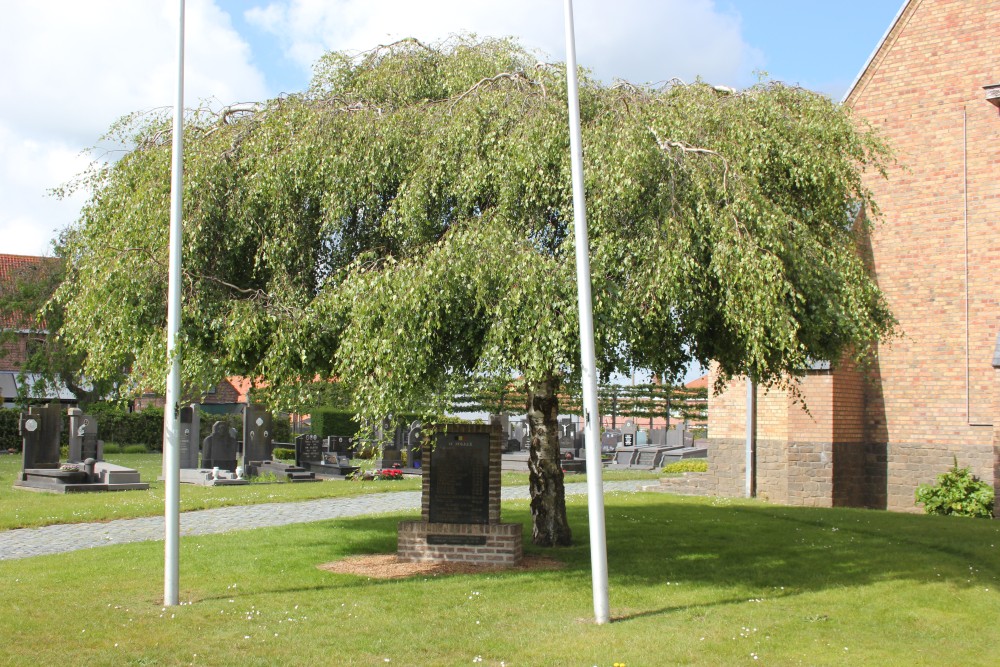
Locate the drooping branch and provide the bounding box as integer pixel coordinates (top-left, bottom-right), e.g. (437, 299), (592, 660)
(449, 71), (545, 110)
(649, 128), (731, 192)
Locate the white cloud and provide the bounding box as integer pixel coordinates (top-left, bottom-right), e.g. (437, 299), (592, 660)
(245, 0), (763, 87)
(0, 0), (268, 256)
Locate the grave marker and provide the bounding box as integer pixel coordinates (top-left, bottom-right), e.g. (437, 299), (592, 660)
(295, 434), (323, 467)
(20, 404), (61, 470)
(621, 419), (637, 448)
(398, 419), (522, 566)
(243, 404), (274, 472)
(202, 421), (238, 471)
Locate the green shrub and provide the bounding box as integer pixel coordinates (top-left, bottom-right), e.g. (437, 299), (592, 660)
(310, 407), (360, 438)
(915, 458), (994, 518)
(84, 404), (165, 449)
(124, 444), (149, 454)
(0, 408), (21, 451)
(102, 442), (123, 454)
(661, 460), (708, 474)
(273, 447), (295, 461)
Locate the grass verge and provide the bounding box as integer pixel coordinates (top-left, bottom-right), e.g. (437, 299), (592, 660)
(1, 492), (998, 665)
(0, 455), (660, 531)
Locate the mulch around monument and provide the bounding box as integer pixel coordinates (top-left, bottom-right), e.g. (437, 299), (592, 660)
(318, 554), (564, 579)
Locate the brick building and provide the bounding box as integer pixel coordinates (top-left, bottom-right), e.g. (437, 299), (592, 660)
(700, 0), (1000, 512)
(0, 254), (75, 407)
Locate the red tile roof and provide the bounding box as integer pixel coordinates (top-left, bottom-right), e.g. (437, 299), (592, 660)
(685, 374), (708, 390)
(0, 254), (57, 330)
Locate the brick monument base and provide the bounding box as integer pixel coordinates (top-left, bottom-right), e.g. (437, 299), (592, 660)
(397, 420), (522, 567)
(397, 521), (522, 566)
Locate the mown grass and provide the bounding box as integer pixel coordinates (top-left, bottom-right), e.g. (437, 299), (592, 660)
(0, 453), (420, 531)
(0, 454), (659, 531)
(1, 492), (999, 665)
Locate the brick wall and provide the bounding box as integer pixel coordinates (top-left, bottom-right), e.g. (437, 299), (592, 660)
(702, 0), (1000, 514)
(0, 335), (27, 371)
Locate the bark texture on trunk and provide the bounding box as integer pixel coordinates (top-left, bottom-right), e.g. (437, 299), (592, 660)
(526, 374), (572, 547)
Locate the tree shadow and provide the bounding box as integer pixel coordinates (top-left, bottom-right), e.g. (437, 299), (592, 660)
(208, 494), (999, 617)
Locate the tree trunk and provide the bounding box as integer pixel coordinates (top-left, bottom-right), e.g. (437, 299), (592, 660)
(526, 373), (572, 547)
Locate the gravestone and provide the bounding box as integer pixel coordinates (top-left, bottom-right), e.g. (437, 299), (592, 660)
(406, 421), (423, 468)
(179, 404), (200, 469)
(621, 420), (638, 448)
(68, 410), (101, 462)
(17, 404), (149, 493)
(243, 404), (274, 473)
(509, 422), (526, 452)
(20, 403), (62, 470)
(398, 419), (521, 566)
(325, 435), (354, 457)
(295, 434), (324, 468)
(202, 421), (238, 471)
(428, 429), (491, 524)
(649, 428), (667, 446)
(161, 403), (201, 479)
(601, 429), (622, 452)
(519, 423), (531, 450)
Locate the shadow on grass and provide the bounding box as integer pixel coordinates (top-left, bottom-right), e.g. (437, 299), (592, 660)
(189, 493), (1000, 616)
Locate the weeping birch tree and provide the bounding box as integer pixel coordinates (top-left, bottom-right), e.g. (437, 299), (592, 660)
(55, 37), (894, 546)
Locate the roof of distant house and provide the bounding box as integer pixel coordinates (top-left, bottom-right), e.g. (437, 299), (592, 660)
(0, 253), (57, 330)
(684, 374), (708, 391)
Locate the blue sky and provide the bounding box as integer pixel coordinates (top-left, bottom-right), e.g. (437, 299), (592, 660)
(0, 0), (904, 258)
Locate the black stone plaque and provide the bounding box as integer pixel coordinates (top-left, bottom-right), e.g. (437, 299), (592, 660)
(427, 534), (488, 546)
(428, 432), (491, 524)
(296, 434), (323, 466)
(622, 433), (635, 447)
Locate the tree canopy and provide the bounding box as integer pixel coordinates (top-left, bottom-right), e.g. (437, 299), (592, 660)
(54, 36), (894, 544)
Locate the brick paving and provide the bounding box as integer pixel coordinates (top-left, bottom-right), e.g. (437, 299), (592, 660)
(0, 481), (640, 561)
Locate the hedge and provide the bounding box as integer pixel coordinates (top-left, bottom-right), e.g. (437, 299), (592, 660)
(1, 404), (294, 452)
(0, 409), (20, 451)
(310, 408), (360, 438)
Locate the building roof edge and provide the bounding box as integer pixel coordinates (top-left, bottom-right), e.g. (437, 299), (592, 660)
(841, 0), (913, 105)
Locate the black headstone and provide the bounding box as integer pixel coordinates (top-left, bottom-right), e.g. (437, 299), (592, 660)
(68, 412), (100, 462)
(295, 434), (323, 467)
(179, 404), (200, 469)
(407, 421), (422, 465)
(428, 430), (491, 525)
(243, 404), (274, 465)
(202, 421), (238, 471)
(20, 404), (62, 470)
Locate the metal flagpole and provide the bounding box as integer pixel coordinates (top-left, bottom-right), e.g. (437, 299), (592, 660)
(745, 377), (756, 498)
(563, 0), (610, 625)
(163, 0), (186, 607)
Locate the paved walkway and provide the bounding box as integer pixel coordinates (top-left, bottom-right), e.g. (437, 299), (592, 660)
(0, 481), (641, 561)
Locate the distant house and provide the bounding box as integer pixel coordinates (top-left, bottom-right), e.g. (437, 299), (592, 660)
(705, 0), (1000, 511)
(134, 376), (251, 415)
(0, 254), (76, 408)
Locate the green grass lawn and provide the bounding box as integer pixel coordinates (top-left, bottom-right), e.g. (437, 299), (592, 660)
(0, 454), (660, 531)
(1, 492), (999, 665)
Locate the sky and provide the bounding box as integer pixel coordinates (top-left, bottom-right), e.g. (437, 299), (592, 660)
(0, 0), (904, 259)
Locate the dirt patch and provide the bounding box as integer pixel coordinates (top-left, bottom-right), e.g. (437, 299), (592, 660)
(318, 554), (564, 579)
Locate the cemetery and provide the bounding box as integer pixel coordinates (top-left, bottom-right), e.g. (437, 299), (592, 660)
(14, 404), (149, 493)
(5, 1), (1000, 662)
